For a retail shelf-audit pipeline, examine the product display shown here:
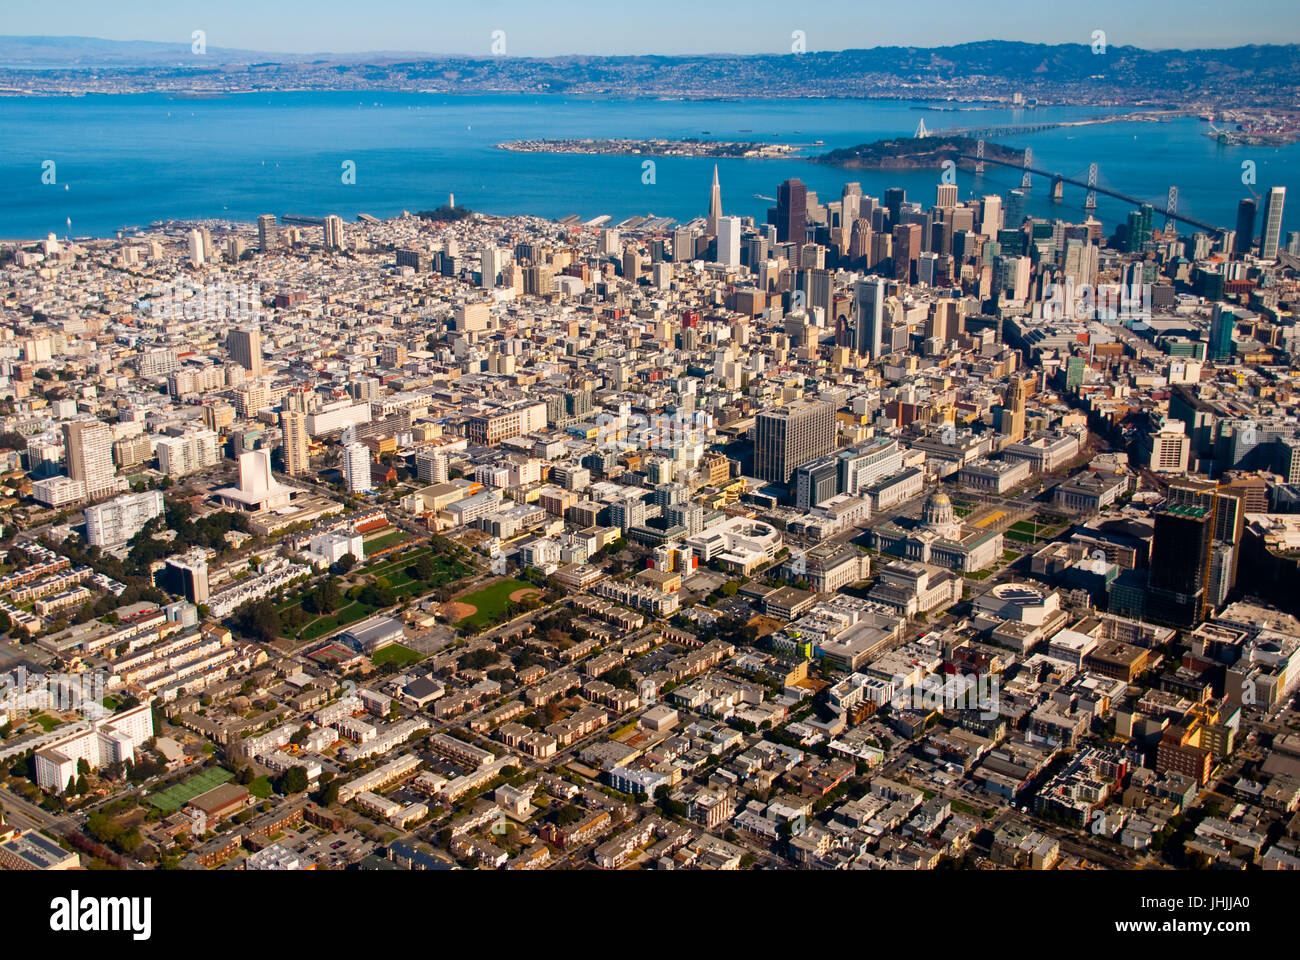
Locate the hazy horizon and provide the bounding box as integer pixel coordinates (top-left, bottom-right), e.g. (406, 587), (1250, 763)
(6, 33), (1300, 59)
(3, 0), (1299, 58)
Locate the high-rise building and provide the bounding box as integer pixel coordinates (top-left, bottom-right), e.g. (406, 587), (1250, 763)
(996, 256), (1032, 300)
(935, 183), (958, 208)
(848, 220), (872, 263)
(1147, 502), (1213, 627)
(665, 501), (705, 536)
(892, 223), (921, 282)
(481, 247), (501, 288)
(1209, 305), (1235, 362)
(836, 438), (904, 495)
(884, 188), (906, 228)
(917, 251), (940, 286)
(707, 165), (723, 236)
(1004, 190), (1026, 230)
(1234, 199), (1257, 256)
(257, 214), (279, 252)
(64, 419), (118, 500)
(1261, 186), (1286, 259)
(852, 278), (886, 360)
(112, 434), (154, 471)
(1126, 204), (1155, 252)
(162, 551), (209, 604)
(343, 442), (373, 493)
(800, 243), (825, 271)
(395, 249), (431, 272)
(800, 268), (834, 318)
(416, 449), (449, 483)
(84, 489), (165, 548)
(597, 228), (621, 258)
(673, 226), (699, 263)
(281, 391), (311, 477)
(454, 302), (490, 332)
(622, 247), (642, 281)
(323, 214), (345, 250)
(1169, 481), (1244, 606)
(1002, 375), (1027, 442)
(979, 195), (1002, 238)
(227, 327), (263, 379)
(794, 457), (839, 511)
(1148, 420), (1191, 474)
(841, 182), (863, 224)
(996, 228), (1026, 257)
(610, 497), (647, 531)
(754, 399), (837, 486)
(349, 377), (380, 403)
(155, 430), (222, 478)
(187, 229), (205, 267)
(770, 179), (807, 244)
(381, 342), (408, 367)
(1063, 238), (1098, 286)
(1147, 480), (1246, 626)
(926, 300), (963, 343)
(717, 216), (741, 268)
(34, 703), (154, 793)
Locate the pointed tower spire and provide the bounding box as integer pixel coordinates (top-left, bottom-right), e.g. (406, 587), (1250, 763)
(707, 164), (723, 236)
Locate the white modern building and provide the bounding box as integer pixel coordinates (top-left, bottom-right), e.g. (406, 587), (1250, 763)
(84, 489), (165, 548)
(31, 475), (89, 509)
(64, 418), (123, 500)
(685, 515), (782, 576)
(343, 442), (373, 493)
(213, 449), (295, 511)
(34, 702), (154, 793)
(308, 529), (364, 567)
(717, 216), (741, 268)
(156, 429), (222, 477)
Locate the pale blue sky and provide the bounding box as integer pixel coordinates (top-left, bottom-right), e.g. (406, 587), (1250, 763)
(4, 0), (1298, 56)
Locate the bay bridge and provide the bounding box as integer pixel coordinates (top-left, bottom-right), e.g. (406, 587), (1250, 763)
(957, 148), (1227, 237)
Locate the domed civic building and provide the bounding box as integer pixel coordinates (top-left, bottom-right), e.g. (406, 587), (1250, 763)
(921, 490), (964, 540)
(870, 487), (1003, 573)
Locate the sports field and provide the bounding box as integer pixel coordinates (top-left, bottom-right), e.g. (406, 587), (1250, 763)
(363, 530), (411, 555)
(147, 767), (234, 812)
(455, 578), (536, 630)
(371, 643), (424, 668)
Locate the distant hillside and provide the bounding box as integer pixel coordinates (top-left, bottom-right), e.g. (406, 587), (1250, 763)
(0, 35), (271, 66)
(2, 37), (1299, 106)
(0, 35), (428, 67)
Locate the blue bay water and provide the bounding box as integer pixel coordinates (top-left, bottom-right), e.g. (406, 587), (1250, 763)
(0, 92), (1296, 241)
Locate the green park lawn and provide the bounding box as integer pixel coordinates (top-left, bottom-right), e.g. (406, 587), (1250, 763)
(274, 544), (473, 643)
(295, 600), (379, 642)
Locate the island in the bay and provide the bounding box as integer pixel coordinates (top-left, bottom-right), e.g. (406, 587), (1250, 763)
(498, 134), (1029, 170)
(497, 138), (807, 158)
(815, 135), (1024, 170)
